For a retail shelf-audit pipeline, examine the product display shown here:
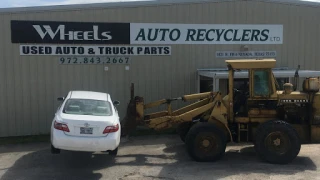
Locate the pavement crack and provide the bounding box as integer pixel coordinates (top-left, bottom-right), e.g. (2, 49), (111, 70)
(119, 172), (174, 180)
(143, 175), (174, 180)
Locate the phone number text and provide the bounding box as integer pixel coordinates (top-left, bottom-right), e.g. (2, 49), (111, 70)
(59, 57), (131, 64)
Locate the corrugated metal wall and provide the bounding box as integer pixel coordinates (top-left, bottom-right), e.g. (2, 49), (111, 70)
(0, 1), (319, 137)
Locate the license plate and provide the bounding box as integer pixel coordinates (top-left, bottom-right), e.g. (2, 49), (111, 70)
(80, 127), (93, 134)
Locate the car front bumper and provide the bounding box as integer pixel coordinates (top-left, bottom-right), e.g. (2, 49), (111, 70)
(51, 129), (120, 152)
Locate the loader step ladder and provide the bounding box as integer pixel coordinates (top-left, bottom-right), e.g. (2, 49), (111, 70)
(238, 123), (249, 142)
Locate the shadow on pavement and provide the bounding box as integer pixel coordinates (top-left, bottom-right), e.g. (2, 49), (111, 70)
(1, 149), (111, 180)
(164, 142), (317, 168)
(0, 142), (49, 154)
(158, 143), (317, 179)
(1, 136), (317, 180)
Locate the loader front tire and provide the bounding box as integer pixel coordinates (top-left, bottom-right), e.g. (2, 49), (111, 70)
(185, 122), (227, 162)
(254, 120), (301, 164)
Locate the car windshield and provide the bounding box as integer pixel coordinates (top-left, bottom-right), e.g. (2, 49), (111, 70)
(62, 99), (113, 116)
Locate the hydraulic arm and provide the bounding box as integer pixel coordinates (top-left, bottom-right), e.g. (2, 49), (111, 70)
(121, 83), (228, 136)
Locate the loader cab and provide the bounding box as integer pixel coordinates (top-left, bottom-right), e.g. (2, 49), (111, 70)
(225, 59), (278, 121)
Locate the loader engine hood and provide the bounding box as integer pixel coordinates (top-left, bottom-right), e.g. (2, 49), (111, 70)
(278, 91), (309, 103)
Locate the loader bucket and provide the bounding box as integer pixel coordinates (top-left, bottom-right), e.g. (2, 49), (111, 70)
(120, 98), (137, 137)
(121, 83), (143, 137)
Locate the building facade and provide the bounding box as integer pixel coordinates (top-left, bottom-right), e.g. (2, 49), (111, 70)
(0, 0), (319, 137)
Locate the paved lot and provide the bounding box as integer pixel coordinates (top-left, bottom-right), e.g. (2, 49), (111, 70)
(0, 134), (320, 180)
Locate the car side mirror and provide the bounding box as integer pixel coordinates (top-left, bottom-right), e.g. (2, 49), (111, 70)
(57, 97), (65, 101)
(113, 100), (120, 106)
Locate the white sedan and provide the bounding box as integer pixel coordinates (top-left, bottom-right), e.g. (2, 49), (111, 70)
(50, 91), (121, 155)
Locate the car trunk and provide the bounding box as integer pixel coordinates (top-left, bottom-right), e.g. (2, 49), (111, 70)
(57, 113), (117, 137)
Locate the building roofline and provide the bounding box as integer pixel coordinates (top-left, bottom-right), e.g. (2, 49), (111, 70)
(261, 0), (320, 7)
(0, 0), (319, 14)
(0, 0), (232, 13)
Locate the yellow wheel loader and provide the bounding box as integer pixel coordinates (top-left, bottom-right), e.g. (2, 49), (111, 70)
(121, 59), (320, 164)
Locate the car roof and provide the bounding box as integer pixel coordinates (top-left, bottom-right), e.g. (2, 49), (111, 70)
(68, 91), (109, 101)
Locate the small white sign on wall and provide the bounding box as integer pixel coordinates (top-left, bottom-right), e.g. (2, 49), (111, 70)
(216, 51), (277, 58)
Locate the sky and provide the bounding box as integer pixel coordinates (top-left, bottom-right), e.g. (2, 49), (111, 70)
(0, 0), (148, 8)
(0, 0), (320, 8)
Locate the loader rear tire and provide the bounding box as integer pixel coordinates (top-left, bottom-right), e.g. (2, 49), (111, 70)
(254, 120), (301, 164)
(185, 122), (227, 162)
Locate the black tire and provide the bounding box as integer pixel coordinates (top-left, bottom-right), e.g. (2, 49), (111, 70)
(254, 120), (301, 164)
(109, 147), (118, 156)
(185, 122), (227, 162)
(177, 122), (193, 143)
(51, 144), (60, 154)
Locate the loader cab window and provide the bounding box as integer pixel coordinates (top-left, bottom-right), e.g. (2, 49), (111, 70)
(253, 70), (270, 97)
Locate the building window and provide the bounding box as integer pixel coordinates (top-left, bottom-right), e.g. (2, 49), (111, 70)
(253, 70), (270, 96)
